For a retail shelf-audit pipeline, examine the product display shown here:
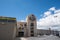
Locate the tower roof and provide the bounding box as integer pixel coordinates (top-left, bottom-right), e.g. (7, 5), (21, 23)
(28, 14), (35, 17)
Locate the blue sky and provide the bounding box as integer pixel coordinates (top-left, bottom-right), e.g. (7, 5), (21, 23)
(0, 0), (60, 21)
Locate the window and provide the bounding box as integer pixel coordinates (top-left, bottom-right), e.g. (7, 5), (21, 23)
(31, 31), (34, 33)
(19, 27), (21, 29)
(30, 23), (34, 26)
(0, 19), (7, 22)
(8, 20), (16, 22)
(30, 23), (34, 29)
(31, 34), (34, 36)
(18, 32), (24, 37)
(24, 23), (27, 26)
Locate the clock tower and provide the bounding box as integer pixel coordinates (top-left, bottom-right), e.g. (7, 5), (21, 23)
(26, 14), (37, 37)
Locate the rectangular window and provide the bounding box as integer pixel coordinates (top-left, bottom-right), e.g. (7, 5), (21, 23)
(31, 34), (34, 36)
(0, 19), (16, 22)
(0, 19), (7, 22)
(8, 20), (16, 22)
(24, 24), (27, 26)
(31, 31), (34, 33)
(30, 23), (34, 26)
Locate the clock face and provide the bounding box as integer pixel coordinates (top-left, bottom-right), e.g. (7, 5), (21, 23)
(29, 15), (35, 21)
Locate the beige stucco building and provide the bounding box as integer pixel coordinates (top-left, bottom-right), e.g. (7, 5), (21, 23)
(17, 14), (37, 37)
(0, 16), (17, 40)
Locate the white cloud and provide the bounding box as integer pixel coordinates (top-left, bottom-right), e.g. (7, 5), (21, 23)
(19, 20), (26, 22)
(37, 7), (60, 31)
(49, 7), (56, 11)
(43, 7), (56, 17)
(54, 9), (60, 13)
(44, 11), (51, 17)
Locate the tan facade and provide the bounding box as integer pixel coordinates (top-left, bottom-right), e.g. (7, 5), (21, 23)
(17, 22), (27, 37)
(17, 14), (37, 37)
(26, 14), (37, 37)
(0, 16), (17, 40)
